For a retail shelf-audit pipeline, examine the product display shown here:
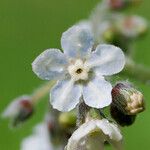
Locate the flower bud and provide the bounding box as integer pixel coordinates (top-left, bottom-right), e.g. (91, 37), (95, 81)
(58, 111), (76, 129)
(108, 0), (125, 10)
(126, 92), (144, 114)
(103, 27), (116, 43)
(107, 0), (142, 10)
(94, 21), (117, 44)
(110, 82), (145, 126)
(111, 82), (145, 115)
(116, 15), (148, 38)
(2, 95), (34, 127)
(111, 103), (136, 126)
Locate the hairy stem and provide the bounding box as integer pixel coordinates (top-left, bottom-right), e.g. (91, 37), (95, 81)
(76, 100), (90, 127)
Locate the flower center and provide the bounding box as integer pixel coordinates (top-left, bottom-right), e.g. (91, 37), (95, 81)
(76, 68), (83, 74)
(68, 59), (89, 81)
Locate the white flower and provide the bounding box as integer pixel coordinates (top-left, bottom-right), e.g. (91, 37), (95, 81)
(32, 25), (125, 112)
(65, 119), (123, 150)
(21, 123), (63, 150)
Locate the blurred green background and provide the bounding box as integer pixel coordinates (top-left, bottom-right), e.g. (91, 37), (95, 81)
(0, 0), (149, 149)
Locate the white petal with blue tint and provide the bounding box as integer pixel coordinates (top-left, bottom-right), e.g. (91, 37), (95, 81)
(32, 49), (68, 80)
(50, 79), (82, 112)
(86, 44), (125, 76)
(83, 76), (112, 108)
(61, 25), (94, 59)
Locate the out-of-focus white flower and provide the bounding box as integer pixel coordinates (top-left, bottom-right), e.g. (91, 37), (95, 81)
(2, 95), (33, 126)
(21, 123), (63, 150)
(65, 119), (123, 150)
(116, 15), (148, 38)
(32, 25), (125, 112)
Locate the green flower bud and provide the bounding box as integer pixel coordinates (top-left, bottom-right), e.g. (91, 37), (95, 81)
(58, 111), (76, 128)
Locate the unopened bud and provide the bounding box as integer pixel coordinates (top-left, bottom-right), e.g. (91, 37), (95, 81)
(108, 0), (125, 10)
(108, 0), (142, 10)
(116, 15), (148, 38)
(58, 111), (76, 129)
(111, 103), (136, 126)
(111, 82), (145, 115)
(2, 95), (34, 127)
(126, 92), (144, 114)
(103, 28), (116, 43)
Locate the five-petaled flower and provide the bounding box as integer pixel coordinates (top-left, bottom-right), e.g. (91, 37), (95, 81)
(32, 25), (125, 112)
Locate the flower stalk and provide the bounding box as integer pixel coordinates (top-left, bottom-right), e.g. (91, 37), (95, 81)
(31, 80), (56, 104)
(76, 100), (90, 127)
(123, 58), (150, 83)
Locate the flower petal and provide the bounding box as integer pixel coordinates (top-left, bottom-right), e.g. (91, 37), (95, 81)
(86, 44), (125, 75)
(95, 119), (122, 141)
(21, 123), (53, 150)
(50, 79), (82, 112)
(65, 120), (104, 150)
(61, 25), (94, 59)
(83, 76), (112, 108)
(65, 119), (123, 150)
(32, 49), (68, 80)
(96, 119), (123, 150)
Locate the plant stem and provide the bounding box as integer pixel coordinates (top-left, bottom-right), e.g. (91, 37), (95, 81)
(123, 58), (150, 83)
(76, 100), (90, 127)
(31, 80), (56, 104)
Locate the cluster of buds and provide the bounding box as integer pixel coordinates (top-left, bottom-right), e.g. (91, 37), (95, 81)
(2, 95), (34, 127)
(107, 0), (142, 10)
(90, 2), (148, 52)
(111, 82), (145, 126)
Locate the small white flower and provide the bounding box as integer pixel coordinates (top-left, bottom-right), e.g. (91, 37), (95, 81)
(32, 25), (125, 112)
(65, 119), (123, 150)
(21, 123), (53, 150)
